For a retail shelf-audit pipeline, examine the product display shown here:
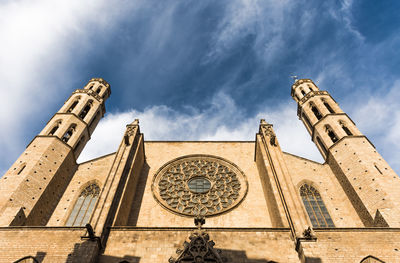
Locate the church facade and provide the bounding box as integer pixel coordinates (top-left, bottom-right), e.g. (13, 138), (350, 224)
(0, 78), (399, 263)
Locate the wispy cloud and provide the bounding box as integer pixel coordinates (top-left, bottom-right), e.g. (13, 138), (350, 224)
(78, 92), (323, 164)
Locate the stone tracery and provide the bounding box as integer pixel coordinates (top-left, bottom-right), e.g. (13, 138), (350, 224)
(152, 155), (248, 216)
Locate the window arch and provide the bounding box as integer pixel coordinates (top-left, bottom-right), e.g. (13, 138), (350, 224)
(79, 100), (93, 120)
(360, 256), (385, 263)
(316, 136), (328, 156)
(66, 183), (100, 226)
(308, 84), (314, 91)
(322, 99), (334, 114)
(48, 120), (62, 136)
(325, 125), (338, 143)
(13, 256), (39, 263)
(339, 121), (353, 136)
(96, 87), (102, 94)
(67, 96), (80, 113)
(301, 89), (306, 96)
(62, 124), (76, 143)
(310, 102), (322, 120)
(300, 184), (334, 227)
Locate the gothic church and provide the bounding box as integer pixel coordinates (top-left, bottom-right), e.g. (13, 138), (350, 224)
(0, 78), (399, 263)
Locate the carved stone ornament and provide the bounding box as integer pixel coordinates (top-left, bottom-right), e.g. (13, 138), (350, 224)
(169, 230), (226, 263)
(88, 77), (110, 88)
(125, 125), (137, 136)
(73, 89), (103, 102)
(152, 155), (248, 217)
(298, 90), (329, 105)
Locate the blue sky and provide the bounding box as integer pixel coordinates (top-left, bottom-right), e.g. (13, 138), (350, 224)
(1, 0), (400, 175)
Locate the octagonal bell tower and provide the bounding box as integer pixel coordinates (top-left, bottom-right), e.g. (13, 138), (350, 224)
(0, 78), (111, 226)
(291, 78), (400, 227)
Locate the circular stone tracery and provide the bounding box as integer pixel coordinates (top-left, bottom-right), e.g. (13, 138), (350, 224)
(151, 155), (248, 217)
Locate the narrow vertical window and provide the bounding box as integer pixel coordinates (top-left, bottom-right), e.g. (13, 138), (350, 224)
(322, 99), (335, 114)
(48, 121), (61, 136)
(326, 126), (338, 143)
(295, 94), (300, 101)
(74, 136), (85, 151)
(340, 121), (353, 136)
(96, 87), (102, 94)
(300, 184), (334, 227)
(316, 136), (327, 155)
(66, 184), (100, 226)
(310, 103), (322, 120)
(17, 164), (26, 175)
(303, 114), (312, 129)
(301, 89), (306, 96)
(79, 100), (93, 120)
(62, 124), (76, 143)
(308, 84), (313, 91)
(89, 111), (100, 129)
(67, 97), (80, 113)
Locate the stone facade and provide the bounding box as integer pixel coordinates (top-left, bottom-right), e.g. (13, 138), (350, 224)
(0, 78), (399, 263)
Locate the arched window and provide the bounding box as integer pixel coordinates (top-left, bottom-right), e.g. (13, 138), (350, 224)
(62, 124), (76, 143)
(88, 84), (94, 90)
(67, 97), (80, 113)
(303, 114), (312, 129)
(326, 125), (338, 143)
(322, 99), (335, 114)
(89, 111), (100, 129)
(96, 87), (102, 94)
(301, 89), (306, 96)
(74, 136), (85, 151)
(295, 94), (300, 101)
(300, 184), (334, 227)
(310, 103), (322, 120)
(48, 120), (62, 135)
(13, 256), (39, 263)
(360, 256), (385, 263)
(66, 183), (100, 226)
(308, 84), (313, 91)
(316, 136), (327, 156)
(339, 121), (352, 136)
(79, 100), (93, 120)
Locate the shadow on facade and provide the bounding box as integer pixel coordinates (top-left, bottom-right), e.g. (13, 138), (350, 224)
(304, 256), (322, 263)
(127, 162), (150, 226)
(96, 255), (141, 263)
(211, 248), (279, 263)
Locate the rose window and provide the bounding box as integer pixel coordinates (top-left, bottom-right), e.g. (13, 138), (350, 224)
(151, 155), (248, 217)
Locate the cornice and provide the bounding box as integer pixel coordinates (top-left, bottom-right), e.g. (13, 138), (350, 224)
(291, 79), (314, 96)
(88, 78), (110, 89)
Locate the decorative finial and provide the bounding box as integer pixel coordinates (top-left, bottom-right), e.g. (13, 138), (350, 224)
(260, 119), (267, 125)
(291, 75), (298, 83)
(194, 215), (205, 230)
(131, 119), (139, 125)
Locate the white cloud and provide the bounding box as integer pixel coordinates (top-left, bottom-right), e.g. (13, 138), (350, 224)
(0, 0), (137, 173)
(78, 92), (323, 164)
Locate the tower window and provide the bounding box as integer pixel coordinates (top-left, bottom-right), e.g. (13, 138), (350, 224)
(310, 103), (322, 120)
(316, 136), (327, 156)
(301, 89), (306, 96)
(17, 164), (26, 175)
(326, 126), (338, 143)
(62, 124), (76, 143)
(96, 87), (102, 94)
(66, 183), (100, 226)
(295, 94), (300, 101)
(74, 136), (85, 151)
(303, 113), (312, 129)
(300, 184), (335, 227)
(67, 100), (79, 113)
(322, 99), (335, 114)
(308, 84), (313, 91)
(79, 100), (93, 120)
(48, 121), (61, 136)
(340, 121), (353, 136)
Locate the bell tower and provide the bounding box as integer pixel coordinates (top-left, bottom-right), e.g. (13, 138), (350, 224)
(291, 79), (400, 227)
(0, 78), (111, 226)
